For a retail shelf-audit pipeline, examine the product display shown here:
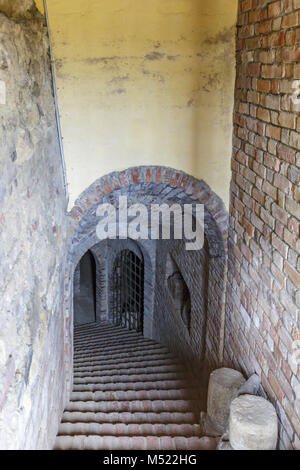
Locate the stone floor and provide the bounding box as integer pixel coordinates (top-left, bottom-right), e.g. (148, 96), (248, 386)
(54, 322), (208, 450)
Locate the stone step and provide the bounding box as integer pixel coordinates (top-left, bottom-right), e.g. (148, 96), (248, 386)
(54, 435), (209, 450)
(70, 389), (199, 402)
(57, 422), (202, 437)
(74, 352), (176, 369)
(73, 363), (184, 379)
(74, 323), (141, 340)
(74, 371), (185, 385)
(60, 411), (197, 425)
(74, 337), (156, 353)
(73, 358), (181, 374)
(64, 399), (199, 414)
(74, 343), (168, 360)
(74, 330), (146, 346)
(74, 322), (122, 332)
(73, 379), (189, 393)
(74, 325), (143, 338)
(55, 322), (202, 451)
(74, 337), (158, 351)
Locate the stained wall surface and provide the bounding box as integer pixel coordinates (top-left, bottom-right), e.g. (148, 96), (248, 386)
(44, 0), (237, 208)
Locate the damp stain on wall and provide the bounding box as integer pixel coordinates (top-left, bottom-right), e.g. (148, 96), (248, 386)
(45, 0), (238, 208)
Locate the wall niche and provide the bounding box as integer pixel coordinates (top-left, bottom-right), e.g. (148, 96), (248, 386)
(166, 254), (191, 331)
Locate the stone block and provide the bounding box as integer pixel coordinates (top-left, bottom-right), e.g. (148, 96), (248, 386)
(229, 394), (278, 450)
(237, 373), (261, 396)
(207, 368), (245, 432)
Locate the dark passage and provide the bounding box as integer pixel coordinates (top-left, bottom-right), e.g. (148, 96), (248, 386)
(111, 249), (144, 332)
(74, 251), (96, 324)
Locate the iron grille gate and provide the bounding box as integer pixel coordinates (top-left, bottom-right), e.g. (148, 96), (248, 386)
(111, 249), (144, 332)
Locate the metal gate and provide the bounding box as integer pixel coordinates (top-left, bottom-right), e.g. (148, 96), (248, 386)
(111, 249), (144, 332)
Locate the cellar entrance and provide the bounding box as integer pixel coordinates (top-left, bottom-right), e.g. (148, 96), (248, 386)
(111, 249), (144, 333)
(73, 250), (96, 325)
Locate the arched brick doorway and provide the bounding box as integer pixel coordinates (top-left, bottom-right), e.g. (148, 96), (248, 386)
(63, 166), (228, 397)
(73, 250), (97, 325)
(110, 246), (144, 332)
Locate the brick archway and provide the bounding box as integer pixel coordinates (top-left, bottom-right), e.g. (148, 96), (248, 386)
(63, 166), (228, 396)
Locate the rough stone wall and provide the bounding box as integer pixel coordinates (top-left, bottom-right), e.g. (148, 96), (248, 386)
(0, 0), (37, 20)
(0, 3), (67, 449)
(225, 0), (300, 449)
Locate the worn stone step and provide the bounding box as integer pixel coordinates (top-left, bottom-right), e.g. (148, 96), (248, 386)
(74, 339), (157, 354)
(74, 343), (168, 360)
(61, 411), (197, 425)
(74, 344), (161, 364)
(74, 323), (141, 340)
(70, 389), (199, 402)
(75, 325), (141, 336)
(57, 422), (202, 437)
(74, 341), (170, 354)
(73, 358), (181, 375)
(64, 399), (198, 414)
(74, 371), (185, 385)
(74, 322), (122, 332)
(54, 435), (209, 450)
(56, 322), (202, 451)
(74, 352), (176, 369)
(73, 379), (189, 393)
(74, 321), (125, 331)
(74, 337), (155, 353)
(74, 330), (146, 346)
(73, 363), (184, 379)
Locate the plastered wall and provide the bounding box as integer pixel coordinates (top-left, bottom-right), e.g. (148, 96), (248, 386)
(44, 0), (237, 208)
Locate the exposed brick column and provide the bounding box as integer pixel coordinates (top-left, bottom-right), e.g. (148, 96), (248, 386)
(225, 0), (300, 449)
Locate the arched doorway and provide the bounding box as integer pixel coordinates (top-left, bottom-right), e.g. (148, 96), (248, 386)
(63, 166), (228, 397)
(110, 248), (144, 332)
(73, 250), (96, 325)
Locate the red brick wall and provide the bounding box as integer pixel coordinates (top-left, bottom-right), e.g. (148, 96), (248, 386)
(225, 0), (300, 449)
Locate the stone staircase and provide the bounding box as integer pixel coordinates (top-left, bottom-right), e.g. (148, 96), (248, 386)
(54, 322), (206, 450)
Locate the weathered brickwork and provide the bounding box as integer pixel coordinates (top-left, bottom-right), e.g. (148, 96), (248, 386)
(225, 0), (300, 449)
(0, 3), (67, 449)
(65, 167), (228, 400)
(153, 239), (209, 384)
